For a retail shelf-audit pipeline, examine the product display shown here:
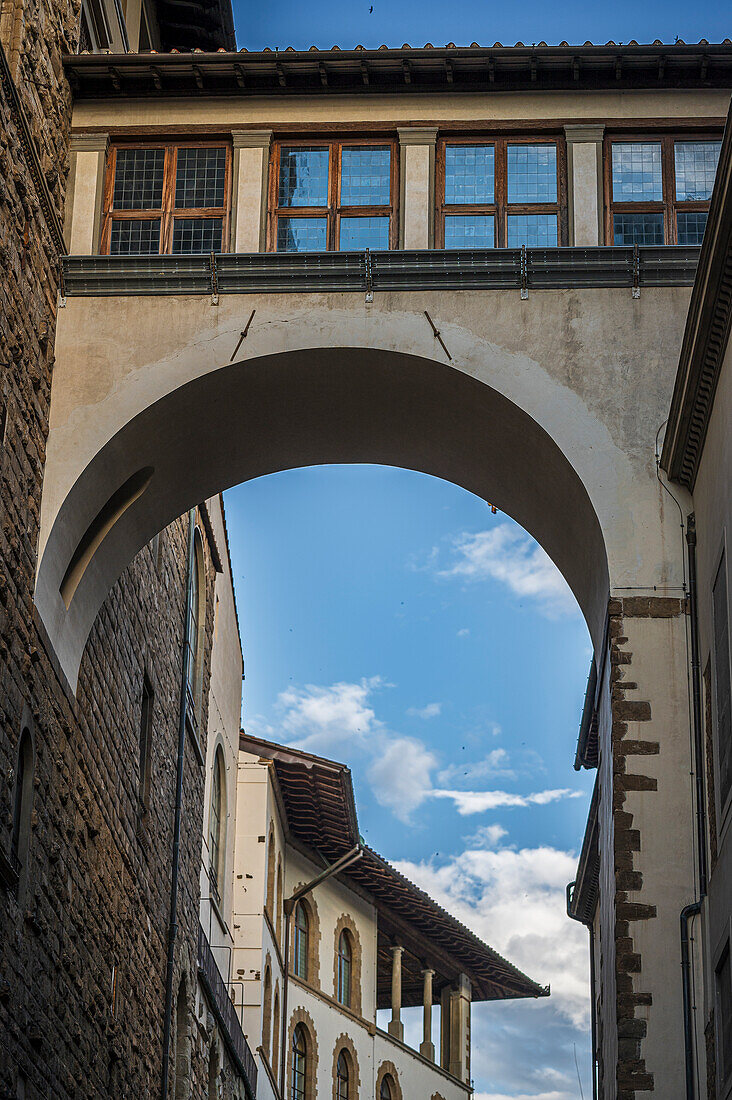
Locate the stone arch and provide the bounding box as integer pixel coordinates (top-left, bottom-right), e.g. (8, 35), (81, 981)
(261, 955), (272, 1061)
(333, 913), (362, 1017)
(265, 821), (275, 919)
(331, 1034), (360, 1100)
(38, 328), (620, 689)
(290, 886), (322, 990)
(430, 1094), (447, 1100)
(287, 1006), (319, 1100)
(375, 1062), (402, 1100)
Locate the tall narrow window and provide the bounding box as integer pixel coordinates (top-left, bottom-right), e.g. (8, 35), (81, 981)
(293, 901), (309, 980)
(102, 144), (231, 255)
(276, 857), (283, 945)
(291, 1024), (307, 1100)
(337, 930), (352, 1007)
(262, 965), (272, 1060)
(606, 136), (721, 244)
(713, 551), (732, 818)
(11, 727), (34, 889)
(209, 747), (226, 901)
(717, 944), (732, 1088)
(272, 984), (280, 1076)
(379, 1075), (394, 1100)
(336, 1051), (349, 1100)
(266, 823), (276, 917)
(138, 674), (154, 820)
(438, 138), (563, 248)
(186, 528), (205, 723)
(270, 141), (397, 252)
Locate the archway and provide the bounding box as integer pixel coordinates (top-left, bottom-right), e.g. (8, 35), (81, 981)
(36, 346), (609, 690)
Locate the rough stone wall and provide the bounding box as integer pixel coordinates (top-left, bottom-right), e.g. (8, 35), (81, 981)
(0, 512), (218, 1098)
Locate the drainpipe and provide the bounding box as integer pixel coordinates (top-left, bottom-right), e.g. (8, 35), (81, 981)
(161, 509), (197, 1100)
(278, 844), (364, 1095)
(680, 513), (707, 1100)
(566, 882), (598, 1100)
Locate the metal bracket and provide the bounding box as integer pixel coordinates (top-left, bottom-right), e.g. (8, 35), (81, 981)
(631, 243), (641, 298)
(424, 310), (452, 361)
(365, 248), (373, 304)
(520, 245), (529, 299)
(209, 251), (219, 305)
(229, 310), (256, 361)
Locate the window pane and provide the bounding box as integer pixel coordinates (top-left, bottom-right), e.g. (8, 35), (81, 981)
(612, 212), (664, 245)
(172, 217), (223, 254)
(444, 214), (495, 248)
(675, 141), (721, 201)
(279, 147), (329, 207)
(611, 143), (662, 202)
(175, 147), (226, 209)
(277, 217), (327, 252)
(507, 144), (557, 203)
(340, 146), (391, 206)
(110, 218), (161, 254)
(339, 216), (389, 250)
(445, 145), (495, 205)
(677, 211), (708, 246)
(113, 149), (164, 210)
(507, 213), (558, 247)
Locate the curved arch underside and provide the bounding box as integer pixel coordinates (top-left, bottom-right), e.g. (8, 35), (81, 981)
(36, 347), (609, 688)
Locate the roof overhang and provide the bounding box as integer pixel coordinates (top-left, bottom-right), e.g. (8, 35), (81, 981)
(240, 732), (547, 1003)
(661, 98), (732, 488)
(64, 41), (732, 101)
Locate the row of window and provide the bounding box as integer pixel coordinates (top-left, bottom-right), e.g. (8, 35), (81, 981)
(293, 901), (355, 1007)
(101, 135), (722, 256)
(291, 1027), (398, 1100)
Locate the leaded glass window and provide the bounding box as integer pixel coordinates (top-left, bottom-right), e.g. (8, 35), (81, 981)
(336, 1052), (349, 1100)
(271, 141), (396, 251)
(337, 930), (352, 1006)
(380, 1075), (393, 1100)
(104, 143), (231, 255)
(293, 901), (308, 980)
(607, 136), (721, 245)
(439, 137), (563, 248)
(291, 1025), (307, 1100)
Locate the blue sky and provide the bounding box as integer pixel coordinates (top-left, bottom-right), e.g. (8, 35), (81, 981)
(225, 466), (594, 1099)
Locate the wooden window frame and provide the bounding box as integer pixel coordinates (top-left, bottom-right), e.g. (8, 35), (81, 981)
(435, 134), (568, 248)
(268, 138), (399, 252)
(101, 140), (232, 255)
(603, 132), (723, 245)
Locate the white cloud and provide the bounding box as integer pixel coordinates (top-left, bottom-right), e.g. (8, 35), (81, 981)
(263, 676), (385, 753)
(475, 1093), (573, 1100)
(457, 627), (470, 637)
(406, 702), (442, 720)
(394, 840), (590, 1030)
(431, 787), (585, 815)
(464, 823), (508, 847)
(368, 737), (438, 823)
(436, 524), (579, 618)
(438, 747), (514, 785)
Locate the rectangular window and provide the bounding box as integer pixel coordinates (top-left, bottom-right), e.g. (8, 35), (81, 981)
(269, 140), (397, 252)
(717, 945), (732, 1087)
(438, 137), (564, 248)
(606, 136), (721, 245)
(713, 551), (732, 819)
(102, 143), (231, 255)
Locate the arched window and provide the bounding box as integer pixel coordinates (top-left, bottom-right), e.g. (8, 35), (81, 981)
(272, 983), (280, 1076)
(266, 822), (276, 917)
(209, 747), (226, 900)
(276, 857), (283, 944)
(186, 527), (205, 718)
(336, 1051), (350, 1100)
(379, 1075), (393, 1100)
(293, 901), (309, 979)
(337, 930), (352, 1007)
(291, 1024), (307, 1100)
(262, 965), (272, 1060)
(11, 726), (34, 893)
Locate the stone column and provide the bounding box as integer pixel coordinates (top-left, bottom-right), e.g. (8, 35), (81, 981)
(448, 973), (471, 1083)
(397, 128), (438, 250)
(66, 134), (109, 255)
(419, 967), (435, 1061)
(388, 945), (404, 1041)
(231, 130), (273, 253)
(564, 125), (605, 246)
(439, 985), (451, 1069)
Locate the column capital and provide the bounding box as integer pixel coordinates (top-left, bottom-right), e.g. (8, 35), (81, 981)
(69, 132), (109, 153)
(231, 128), (273, 150)
(398, 127), (438, 147)
(390, 943), (404, 956)
(564, 124), (605, 144)
(421, 966), (435, 977)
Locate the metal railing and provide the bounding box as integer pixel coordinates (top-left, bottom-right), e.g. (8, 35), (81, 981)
(60, 245), (700, 298)
(197, 924), (257, 1098)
